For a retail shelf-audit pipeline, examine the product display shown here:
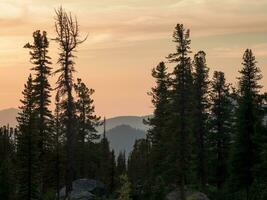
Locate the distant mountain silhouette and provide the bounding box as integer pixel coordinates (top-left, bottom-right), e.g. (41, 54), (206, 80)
(0, 108), (151, 130)
(96, 115), (151, 133)
(0, 108), (149, 156)
(104, 124), (146, 157)
(0, 108), (19, 127)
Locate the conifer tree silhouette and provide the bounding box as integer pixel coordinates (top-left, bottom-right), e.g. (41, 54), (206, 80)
(208, 71), (233, 191)
(17, 74), (40, 200)
(24, 30), (53, 195)
(192, 51), (210, 191)
(167, 24), (193, 200)
(74, 78), (100, 178)
(54, 7), (87, 196)
(231, 49), (263, 199)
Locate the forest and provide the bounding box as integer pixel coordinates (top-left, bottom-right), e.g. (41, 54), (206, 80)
(0, 7), (266, 200)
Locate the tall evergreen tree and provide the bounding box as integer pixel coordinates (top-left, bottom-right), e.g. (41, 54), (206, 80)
(0, 126), (16, 200)
(109, 150), (116, 194)
(208, 71), (233, 192)
(74, 78), (100, 178)
(231, 49), (263, 199)
(98, 133), (113, 192)
(53, 92), (63, 200)
(54, 7), (86, 195)
(255, 93), (267, 199)
(116, 151), (127, 191)
(127, 138), (151, 198)
(16, 74), (40, 200)
(145, 62), (170, 180)
(117, 174), (132, 200)
(117, 151), (126, 177)
(166, 24), (193, 200)
(24, 30), (53, 194)
(192, 51), (209, 191)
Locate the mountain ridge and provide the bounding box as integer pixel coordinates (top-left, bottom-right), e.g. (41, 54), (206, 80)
(0, 107), (151, 131)
(0, 108), (149, 156)
(104, 124), (146, 157)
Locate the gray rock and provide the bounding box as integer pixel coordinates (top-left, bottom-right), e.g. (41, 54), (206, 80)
(188, 192), (209, 200)
(166, 189), (209, 200)
(59, 179), (107, 200)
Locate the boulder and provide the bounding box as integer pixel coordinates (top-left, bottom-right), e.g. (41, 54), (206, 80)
(166, 189), (209, 200)
(187, 192), (209, 200)
(59, 179), (107, 200)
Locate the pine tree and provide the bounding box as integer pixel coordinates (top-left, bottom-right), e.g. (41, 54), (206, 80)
(117, 174), (132, 200)
(54, 7), (86, 195)
(127, 139), (151, 198)
(115, 151), (127, 191)
(74, 78), (100, 178)
(253, 93), (267, 200)
(109, 150), (116, 194)
(208, 71), (233, 192)
(0, 126), (16, 200)
(166, 24), (193, 200)
(116, 151), (126, 177)
(24, 30), (53, 194)
(230, 49), (263, 199)
(98, 133), (113, 191)
(192, 51), (209, 191)
(53, 92), (63, 200)
(16, 74), (40, 200)
(150, 176), (166, 200)
(145, 62), (170, 180)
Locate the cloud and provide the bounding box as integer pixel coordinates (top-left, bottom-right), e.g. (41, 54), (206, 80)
(0, 0), (266, 49)
(209, 43), (267, 59)
(0, 1), (27, 18)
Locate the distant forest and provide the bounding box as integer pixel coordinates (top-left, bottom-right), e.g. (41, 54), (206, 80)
(0, 7), (267, 200)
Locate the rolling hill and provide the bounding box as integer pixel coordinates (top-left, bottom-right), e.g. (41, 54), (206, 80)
(105, 124), (146, 157)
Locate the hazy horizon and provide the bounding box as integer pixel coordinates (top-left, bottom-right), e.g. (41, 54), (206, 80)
(0, 0), (266, 118)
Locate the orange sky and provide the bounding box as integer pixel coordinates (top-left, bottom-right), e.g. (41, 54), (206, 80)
(0, 0), (266, 117)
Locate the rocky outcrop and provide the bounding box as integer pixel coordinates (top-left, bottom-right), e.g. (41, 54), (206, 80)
(59, 179), (107, 200)
(166, 189), (209, 200)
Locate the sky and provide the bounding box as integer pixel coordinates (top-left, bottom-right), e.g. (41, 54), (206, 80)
(0, 0), (266, 117)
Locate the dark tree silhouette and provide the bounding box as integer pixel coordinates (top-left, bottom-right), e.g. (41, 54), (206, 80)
(54, 7), (86, 196)
(208, 71), (233, 192)
(231, 49), (263, 199)
(16, 74), (40, 200)
(98, 132), (112, 191)
(74, 78), (100, 178)
(167, 24), (193, 200)
(116, 151), (126, 177)
(0, 126), (16, 200)
(109, 150), (116, 194)
(53, 92), (62, 200)
(145, 62), (170, 182)
(24, 30), (53, 195)
(192, 51), (210, 191)
(127, 138), (151, 198)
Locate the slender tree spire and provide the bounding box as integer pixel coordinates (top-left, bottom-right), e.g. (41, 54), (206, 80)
(54, 7), (86, 196)
(24, 30), (53, 195)
(192, 51), (209, 191)
(208, 71), (233, 192)
(16, 74), (40, 200)
(145, 61), (170, 181)
(103, 117), (106, 139)
(74, 78), (100, 178)
(167, 24), (193, 200)
(231, 49), (263, 199)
